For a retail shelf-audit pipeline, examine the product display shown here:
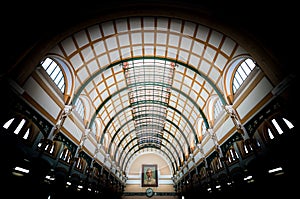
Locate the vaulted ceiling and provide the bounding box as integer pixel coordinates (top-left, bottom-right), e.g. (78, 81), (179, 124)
(48, 15), (247, 174)
(4, 1), (295, 176)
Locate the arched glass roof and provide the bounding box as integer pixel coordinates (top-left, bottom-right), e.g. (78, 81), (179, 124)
(49, 16), (247, 174)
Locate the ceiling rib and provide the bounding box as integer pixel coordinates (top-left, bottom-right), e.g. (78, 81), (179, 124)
(113, 128), (185, 165)
(123, 59), (175, 148)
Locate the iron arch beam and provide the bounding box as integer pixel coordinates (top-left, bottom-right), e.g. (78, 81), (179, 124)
(116, 133), (181, 170)
(72, 56), (225, 130)
(121, 142), (177, 174)
(111, 127), (185, 162)
(106, 112), (189, 159)
(100, 103), (197, 146)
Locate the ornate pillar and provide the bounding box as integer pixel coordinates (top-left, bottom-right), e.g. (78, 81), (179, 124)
(91, 143), (101, 166)
(207, 128), (222, 156)
(197, 144), (206, 166)
(224, 105), (250, 139)
(48, 104), (73, 140)
(207, 128), (229, 174)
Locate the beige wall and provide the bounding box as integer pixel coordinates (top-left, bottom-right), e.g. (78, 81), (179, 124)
(124, 152), (175, 193)
(127, 152), (171, 175)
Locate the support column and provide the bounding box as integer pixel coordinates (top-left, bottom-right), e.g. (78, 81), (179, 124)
(224, 105), (250, 139)
(48, 105), (73, 140)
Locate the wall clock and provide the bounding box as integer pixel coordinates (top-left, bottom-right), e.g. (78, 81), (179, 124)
(145, 187), (154, 197)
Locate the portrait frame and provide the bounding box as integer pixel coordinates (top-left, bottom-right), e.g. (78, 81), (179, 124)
(141, 164), (158, 187)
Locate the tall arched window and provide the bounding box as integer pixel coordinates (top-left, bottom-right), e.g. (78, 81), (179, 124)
(75, 98), (85, 120)
(91, 122), (97, 136)
(197, 118), (206, 142)
(213, 98), (223, 120)
(40, 57), (65, 93)
(232, 58), (256, 93)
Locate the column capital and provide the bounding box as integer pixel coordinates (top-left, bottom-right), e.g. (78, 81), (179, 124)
(63, 105), (74, 116)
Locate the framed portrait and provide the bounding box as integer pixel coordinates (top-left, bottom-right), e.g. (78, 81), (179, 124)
(141, 164), (158, 187)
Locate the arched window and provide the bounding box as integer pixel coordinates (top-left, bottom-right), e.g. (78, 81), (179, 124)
(59, 147), (72, 163)
(242, 140), (253, 155)
(75, 98), (85, 120)
(210, 157), (223, 173)
(262, 115), (294, 143)
(40, 57), (65, 93)
(37, 141), (55, 155)
(225, 146), (239, 165)
(197, 118), (208, 142)
(75, 157), (87, 172)
(12, 118), (26, 135)
(2, 116), (39, 144)
(92, 119), (102, 141)
(199, 166), (207, 179)
(91, 122), (97, 136)
(213, 98), (223, 120)
(232, 58), (256, 93)
(103, 133), (110, 152)
(92, 167), (100, 179)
